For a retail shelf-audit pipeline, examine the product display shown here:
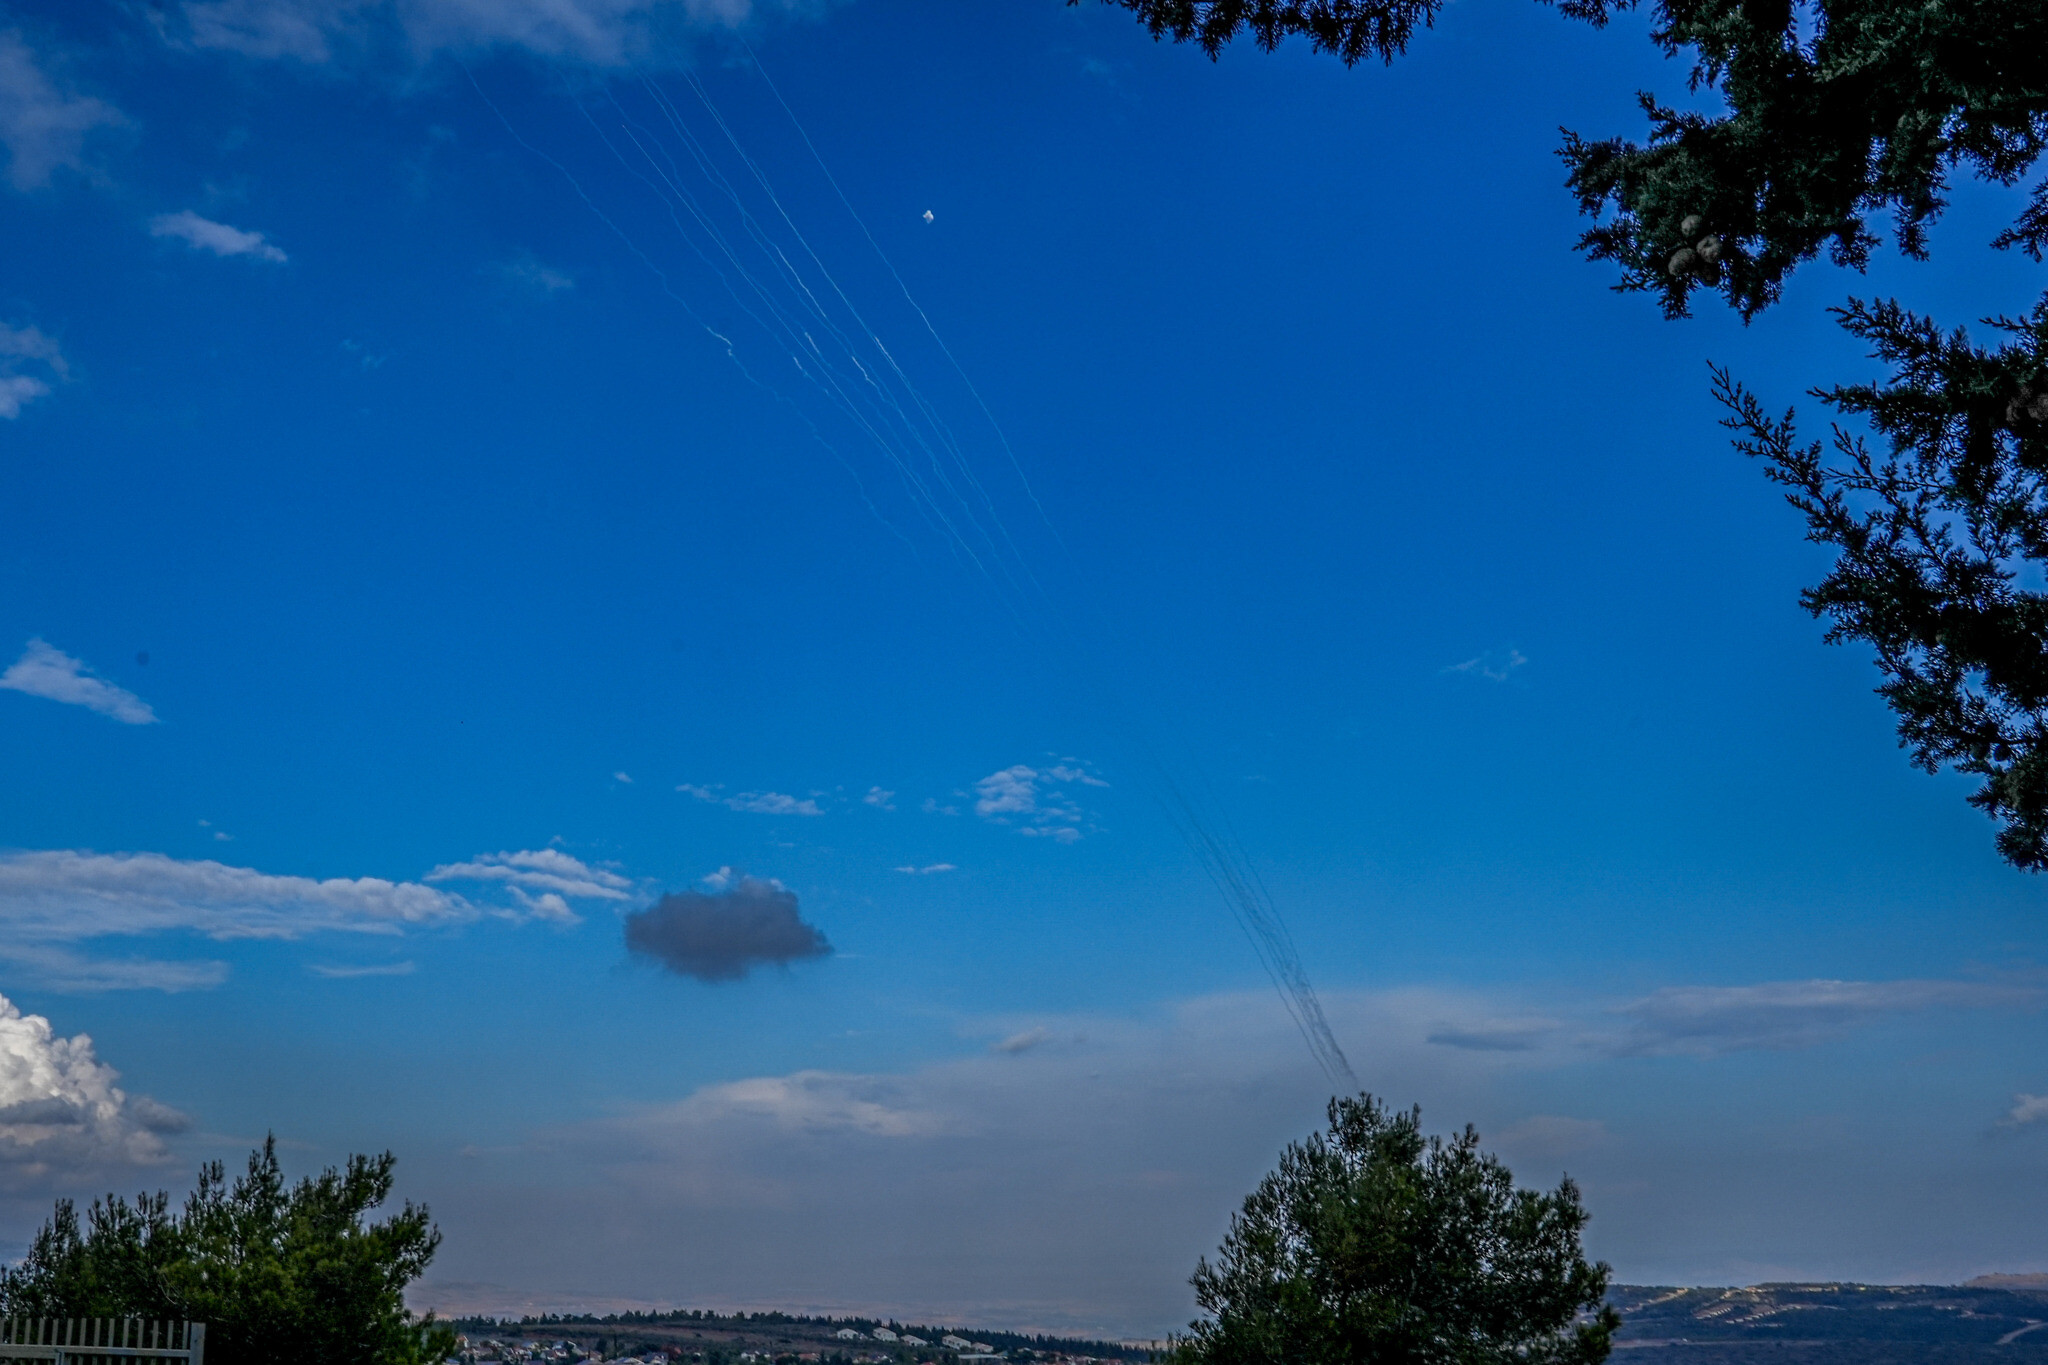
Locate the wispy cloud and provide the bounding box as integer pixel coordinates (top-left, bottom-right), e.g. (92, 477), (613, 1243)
(623, 870), (830, 983)
(862, 786), (895, 810)
(1444, 647), (1527, 682)
(0, 846), (612, 989)
(0, 323), (67, 419)
(309, 960), (417, 978)
(503, 252), (574, 293)
(165, 0), (803, 68)
(2003, 1093), (2048, 1128)
(612, 771), (632, 784)
(0, 640), (156, 724)
(149, 209), (287, 262)
(971, 761), (1105, 843)
(991, 1027), (1049, 1054)
(677, 783), (824, 817)
(1426, 1019), (1559, 1052)
(1610, 978), (2040, 1056)
(0, 31), (121, 191)
(893, 863), (955, 875)
(424, 848), (633, 924)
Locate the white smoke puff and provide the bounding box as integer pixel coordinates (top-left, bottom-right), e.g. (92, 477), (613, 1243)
(0, 993), (185, 1180)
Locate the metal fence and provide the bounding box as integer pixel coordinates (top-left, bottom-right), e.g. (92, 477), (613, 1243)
(0, 1320), (203, 1365)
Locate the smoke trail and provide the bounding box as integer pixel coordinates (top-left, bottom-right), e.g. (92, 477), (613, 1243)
(466, 62), (1356, 1087)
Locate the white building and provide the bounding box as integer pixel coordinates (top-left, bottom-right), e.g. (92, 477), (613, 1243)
(871, 1332), (898, 1344)
(836, 1331), (863, 1341)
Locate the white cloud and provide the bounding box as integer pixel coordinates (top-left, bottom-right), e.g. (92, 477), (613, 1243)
(149, 209), (288, 262)
(971, 761), (1102, 840)
(1611, 978), (2040, 1056)
(862, 786), (895, 810)
(167, 0), (804, 68)
(0, 323), (66, 419)
(0, 849), (472, 949)
(426, 848), (632, 906)
(2004, 1093), (2048, 1128)
(612, 771), (632, 784)
(1445, 647), (1527, 682)
(0, 31), (121, 191)
(991, 1027), (1049, 1054)
(892, 863), (955, 875)
(310, 960), (417, 978)
(0, 639), (156, 724)
(505, 252), (575, 293)
(0, 991), (186, 1180)
(678, 783), (823, 817)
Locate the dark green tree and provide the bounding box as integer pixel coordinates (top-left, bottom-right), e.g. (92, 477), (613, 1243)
(1176, 1095), (1615, 1365)
(0, 1137), (455, 1365)
(1085, 0), (2048, 867)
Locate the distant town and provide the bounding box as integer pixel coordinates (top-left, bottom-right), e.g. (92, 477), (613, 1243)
(449, 1310), (1155, 1365)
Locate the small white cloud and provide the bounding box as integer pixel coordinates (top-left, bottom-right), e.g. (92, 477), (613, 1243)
(0, 639), (157, 724)
(613, 771), (632, 784)
(972, 761), (1101, 840)
(503, 252), (574, 293)
(0, 323), (67, 419)
(1445, 648), (1527, 682)
(992, 1027), (1049, 1054)
(149, 209), (287, 263)
(921, 209), (933, 223)
(425, 849), (631, 920)
(309, 961), (417, 978)
(0, 31), (122, 191)
(2005, 1093), (2048, 1128)
(862, 786), (896, 810)
(892, 863), (956, 875)
(678, 783), (823, 816)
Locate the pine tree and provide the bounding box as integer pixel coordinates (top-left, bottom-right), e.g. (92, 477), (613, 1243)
(1085, 0), (2048, 866)
(1176, 1096), (1615, 1365)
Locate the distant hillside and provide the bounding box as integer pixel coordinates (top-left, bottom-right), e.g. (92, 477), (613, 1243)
(1609, 1283), (2048, 1363)
(447, 1308), (1150, 1363)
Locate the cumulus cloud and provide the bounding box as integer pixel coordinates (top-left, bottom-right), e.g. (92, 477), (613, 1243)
(165, 0), (805, 68)
(892, 863), (955, 875)
(0, 31), (121, 191)
(971, 761), (1104, 842)
(150, 210), (288, 262)
(0, 992), (186, 1179)
(862, 786), (895, 809)
(677, 783), (823, 817)
(623, 871), (830, 982)
(1610, 978), (2040, 1056)
(0, 640), (153, 722)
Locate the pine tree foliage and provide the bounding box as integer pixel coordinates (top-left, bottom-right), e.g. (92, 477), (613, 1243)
(1176, 1096), (1617, 1365)
(1093, 0), (2048, 870)
(1561, 0), (2048, 320)
(1718, 298), (2048, 865)
(0, 1138), (454, 1365)
(1071, 1), (1441, 67)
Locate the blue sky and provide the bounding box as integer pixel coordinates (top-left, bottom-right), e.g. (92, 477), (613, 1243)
(2, 0), (2047, 1336)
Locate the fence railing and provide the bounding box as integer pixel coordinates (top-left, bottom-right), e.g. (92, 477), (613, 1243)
(0, 1320), (203, 1365)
